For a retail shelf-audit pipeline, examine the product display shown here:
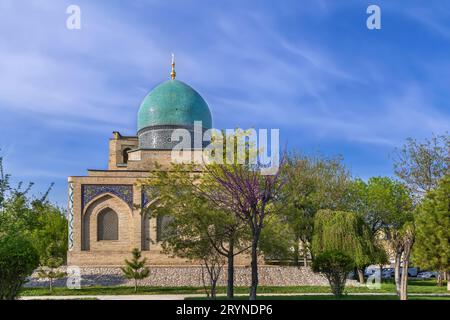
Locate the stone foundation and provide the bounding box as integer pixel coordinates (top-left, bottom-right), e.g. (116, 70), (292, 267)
(26, 266), (359, 288)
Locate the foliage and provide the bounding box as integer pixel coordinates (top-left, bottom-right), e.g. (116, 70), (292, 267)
(37, 256), (66, 293)
(121, 248), (150, 293)
(393, 134), (449, 199)
(0, 233), (40, 300)
(0, 154), (10, 209)
(346, 177), (406, 271)
(413, 174), (450, 283)
(143, 129), (283, 300)
(362, 177), (414, 299)
(311, 210), (375, 269)
(141, 163), (249, 299)
(31, 202), (68, 262)
(279, 153), (352, 265)
(198, 130), (284, 300)
(259, 214), (295, 262)
(0, 154), (67, 263)
(312, 250), (354, 297)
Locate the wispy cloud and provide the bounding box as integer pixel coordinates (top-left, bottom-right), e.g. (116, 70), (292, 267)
(0, 0), (448, 205)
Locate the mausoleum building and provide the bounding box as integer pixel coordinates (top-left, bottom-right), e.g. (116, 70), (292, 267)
(67, 61), (214, 266)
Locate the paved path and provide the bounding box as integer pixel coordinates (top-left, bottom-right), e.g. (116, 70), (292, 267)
(20, 292), (450, 300)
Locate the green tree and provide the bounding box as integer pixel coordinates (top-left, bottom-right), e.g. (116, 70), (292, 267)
(347, 178), (395, 282)
(312, 209), (375, 273)
(31, 202), (68, 263)
(0, 154), (67, 263)
(121, 248), (150, 293)
(0, 153), (65, 298)
(0, 233), (40, 300)
(259, 213), (295, 264)
(141, 163), (249, 299)
(312, 250), (354, 298)
(200, 154), (283, 300)
(413, 174), (450, 286)
(280, 153), (351, 266)
(37, 256), (66, 293)
(364, 177), (414, 300)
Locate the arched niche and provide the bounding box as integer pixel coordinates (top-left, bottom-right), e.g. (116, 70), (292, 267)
(82, 194), (132, 252)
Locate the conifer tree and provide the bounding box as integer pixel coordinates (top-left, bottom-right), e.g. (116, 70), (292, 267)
(121, 248), (150, 293)
(37, 256), (66, 293)
(413, 174), (450, 287)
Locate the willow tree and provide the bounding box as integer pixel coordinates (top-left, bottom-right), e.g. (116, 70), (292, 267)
(311, 210), (375, 296)
(312, 210), (375, 271)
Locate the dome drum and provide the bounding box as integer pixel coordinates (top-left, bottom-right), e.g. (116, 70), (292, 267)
(138, 124), (209, 150)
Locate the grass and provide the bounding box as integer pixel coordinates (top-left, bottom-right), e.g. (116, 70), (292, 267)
(186, 295), (450, 301)
(20, 280), (449, 297)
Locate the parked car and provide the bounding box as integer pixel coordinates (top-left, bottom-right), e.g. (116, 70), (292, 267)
(382, 268), (394, 279)
(363, 267), (394, 279)
(403, 267), (418, 277)
(417, 271), (438, 279)
(364, 266), (388, 277)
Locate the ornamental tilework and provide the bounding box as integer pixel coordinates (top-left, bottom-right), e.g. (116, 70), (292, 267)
(141, 186), (155, 208)
(68, 183), (74, 251)
(82, 185), (133, 209)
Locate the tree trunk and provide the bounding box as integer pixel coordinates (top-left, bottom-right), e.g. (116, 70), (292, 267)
(134, 279), (137, 293)
(447, 272), (450, 291)
(301, 240), (309, 267)
(200, 265), (210, 298)
(249, 237), (259, 300)
(437, 272), (443, 286)
(400, 239), (413, 301)
(226, 245), (235, 299)
(49, 278), (53, 293)
(303, 249), (308, 267)
(293, 240), (299, 267)
(211, 279), (217, 300)
(400, 258), (409, 300)
(394, 251), (402, 297)
(357, 269), (365, 284)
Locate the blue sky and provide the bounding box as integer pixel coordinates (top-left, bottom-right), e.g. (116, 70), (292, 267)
(0, 0), (449, 206)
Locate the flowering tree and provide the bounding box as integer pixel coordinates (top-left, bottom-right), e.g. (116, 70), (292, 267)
(200, 159), (284, 300)
(140, 164), (249, 299)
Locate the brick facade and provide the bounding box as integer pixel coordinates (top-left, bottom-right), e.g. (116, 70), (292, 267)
(67, 132), (249, 267)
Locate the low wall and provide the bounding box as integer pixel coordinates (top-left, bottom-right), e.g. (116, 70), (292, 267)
(26, 266), (356, 288)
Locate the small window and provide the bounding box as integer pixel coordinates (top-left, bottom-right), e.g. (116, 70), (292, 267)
(122, 148), (131, 164)
(97, 208), (119, 241)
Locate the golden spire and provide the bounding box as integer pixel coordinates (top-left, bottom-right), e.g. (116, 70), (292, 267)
(170, 53), (176, 80)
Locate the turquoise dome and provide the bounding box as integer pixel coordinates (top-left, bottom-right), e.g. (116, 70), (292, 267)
(137, 80), (212, 132)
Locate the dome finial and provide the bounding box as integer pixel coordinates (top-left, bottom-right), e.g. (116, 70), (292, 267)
(170, 53), (176, 80)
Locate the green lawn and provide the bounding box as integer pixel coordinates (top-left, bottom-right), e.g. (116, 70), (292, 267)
(186, 295), (450, 301)
(20, 279), (448, 297)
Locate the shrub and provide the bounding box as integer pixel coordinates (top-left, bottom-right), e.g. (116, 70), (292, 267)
(0, 234), (40, 300)
(312, 250), (354, 298)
